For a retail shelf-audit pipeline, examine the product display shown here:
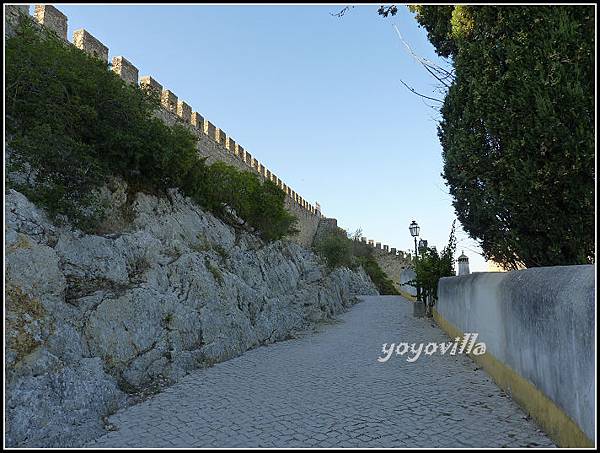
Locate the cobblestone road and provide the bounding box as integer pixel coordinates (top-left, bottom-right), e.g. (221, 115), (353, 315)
(88, 296), (554, 448)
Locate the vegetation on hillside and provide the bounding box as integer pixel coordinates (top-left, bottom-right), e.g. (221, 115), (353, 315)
(5, 16), (297, 241)
(314, 228), (400, 295)
(382, 6), (595, 269)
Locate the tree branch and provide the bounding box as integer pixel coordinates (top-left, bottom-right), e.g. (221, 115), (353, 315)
(378, 6), (398, 17)
(393, 24), (454, 88)
(331, 6), (354, 18)
(399, 79), (444, 103)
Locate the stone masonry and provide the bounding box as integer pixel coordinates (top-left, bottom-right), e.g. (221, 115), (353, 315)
(161, 89), (178, 114)
(112, 56), (138, 85)
(34, 5), (67, 40)
(5, 5), (28, 38)
(139, 75), (163, 98)
(73, 28), (109, 62)
(191, 111), (204, 130)
(177, 100), (192, 123)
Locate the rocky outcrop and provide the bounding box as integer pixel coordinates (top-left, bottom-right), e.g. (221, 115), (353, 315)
(5, 185), (378, 448)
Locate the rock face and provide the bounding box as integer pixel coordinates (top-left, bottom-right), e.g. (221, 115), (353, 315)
(5, 185), (378, 448)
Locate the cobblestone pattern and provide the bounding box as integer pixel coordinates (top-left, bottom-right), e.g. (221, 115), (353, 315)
(88, 296), (554, 448)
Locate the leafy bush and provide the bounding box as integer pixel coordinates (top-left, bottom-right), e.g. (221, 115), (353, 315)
(192, 162), (298, 241)
(411, 220), (457, 308)
(5, 16), (297, 241)
(314, 232), (353, 269)
(355, 256), (399, 296)
(314, 229), (399, 295)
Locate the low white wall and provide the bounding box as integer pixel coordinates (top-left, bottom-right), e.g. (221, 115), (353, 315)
(436, 265), (595, 442)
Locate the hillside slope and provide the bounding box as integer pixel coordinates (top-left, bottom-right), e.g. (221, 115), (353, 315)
(5, 181), (377, 447)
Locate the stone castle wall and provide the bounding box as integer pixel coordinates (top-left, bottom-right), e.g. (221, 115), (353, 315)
(312, 217), (414, 289)
(372, 248), (413, 293)
(8, 4), (406, 254)
(12, 4), (323, 246)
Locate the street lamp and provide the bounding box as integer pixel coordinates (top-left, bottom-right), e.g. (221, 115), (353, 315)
(409, 220), (420, 239)
(409, 220), (421, 303)
(418, 238), (429, 307)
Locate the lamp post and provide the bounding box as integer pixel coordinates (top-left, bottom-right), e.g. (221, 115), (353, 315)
(409, 220), (426, 318)
(409, 221), (421, 302)
(418, 239), (429, 308)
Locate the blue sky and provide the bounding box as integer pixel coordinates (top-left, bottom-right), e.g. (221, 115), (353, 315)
(34, 4), (488, 271)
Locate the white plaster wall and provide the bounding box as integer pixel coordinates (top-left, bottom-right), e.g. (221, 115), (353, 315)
(436, 266), (595, 440)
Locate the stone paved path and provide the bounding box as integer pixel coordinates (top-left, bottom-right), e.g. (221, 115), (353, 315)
(88, 296), (554, 448)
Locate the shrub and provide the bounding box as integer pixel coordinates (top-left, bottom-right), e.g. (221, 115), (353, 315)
(5, 16), (297, 241)
(411, 220), (457, 308)
(314, 229), (399, 295)
(314, 232), (353, 269)
(192, 162), (298, 241)
(356, 255), (399, 296)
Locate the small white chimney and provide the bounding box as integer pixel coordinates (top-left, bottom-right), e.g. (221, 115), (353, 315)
(457, 251), (470, 276)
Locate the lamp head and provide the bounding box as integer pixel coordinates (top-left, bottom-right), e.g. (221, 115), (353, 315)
(409, 220), (420, 237)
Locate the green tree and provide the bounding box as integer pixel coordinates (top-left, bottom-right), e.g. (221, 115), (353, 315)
(412, 220), (457, 309)
(383, 6), (595, 269)
(314, 232), (353, 269)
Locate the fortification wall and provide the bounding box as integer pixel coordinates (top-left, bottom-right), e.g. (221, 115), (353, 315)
(435, 266), (595, 447)
(154, 109), (320, 246)
(313, 217), (343, 245)
(13, 4), (416, 253)
(372, 248), (412, 293)
(20, 4), (322, 247)
(5, 4), (29, 36)
(286, 200), (321, 248)
(312, 216), (413, 288)
(398, 267), (417, 297)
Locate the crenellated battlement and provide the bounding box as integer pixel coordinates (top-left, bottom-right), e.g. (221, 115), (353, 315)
(140, 75), (163, 97)
(33, 5), (67, 40)
(73, 28), (108, 62)
(33, 5), (326, 216)
(112, 56), (138, 85)
(160, 89), (178, 114)
(12, 4), (345, 246)
(360, 236), (410, 258)
(177, 100), (192, 123)
(313, 216), (410, 260)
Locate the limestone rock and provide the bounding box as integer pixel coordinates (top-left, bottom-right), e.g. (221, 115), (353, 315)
(6, 358), (126, 448)
(5, 184), (378, 447)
